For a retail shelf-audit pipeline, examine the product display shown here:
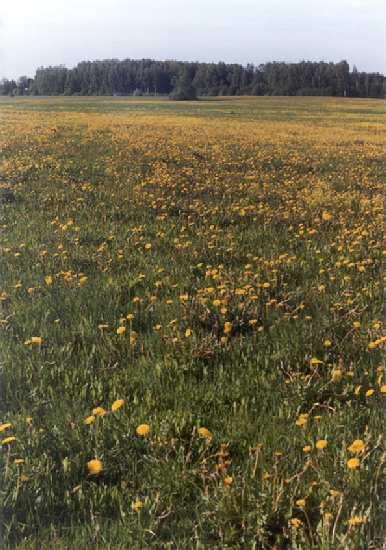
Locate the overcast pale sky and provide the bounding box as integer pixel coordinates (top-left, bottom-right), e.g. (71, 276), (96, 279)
(0, 0), (385, 79)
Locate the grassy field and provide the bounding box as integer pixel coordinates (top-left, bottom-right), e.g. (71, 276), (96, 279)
(0, 95), (385, 548)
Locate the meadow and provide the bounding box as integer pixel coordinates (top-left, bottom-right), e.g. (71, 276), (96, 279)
(0, 95), (385, 548)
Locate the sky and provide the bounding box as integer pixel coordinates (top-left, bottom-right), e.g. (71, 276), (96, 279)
(0, 0), (385, 80)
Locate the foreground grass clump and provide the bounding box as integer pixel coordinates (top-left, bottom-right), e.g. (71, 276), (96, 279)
(0, 96), (385, 548)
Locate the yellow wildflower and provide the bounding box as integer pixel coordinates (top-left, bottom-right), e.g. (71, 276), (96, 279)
(223, 322), (232, 335)
(131, 499), (143, 511)
(0, 423), (12, 432)
(111, 399), (125, 411)
(2, 436), (16, 445)
(198, 427), (212, 440)
(136, 424), (150, 436)
(92, 407), (107, 417)
(348, 439), (364, 454)
(87, 459), (103, 476)
(347, 458), (360, 470)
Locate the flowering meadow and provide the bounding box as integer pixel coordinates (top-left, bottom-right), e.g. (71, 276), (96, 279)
(0, 96), (385, 548)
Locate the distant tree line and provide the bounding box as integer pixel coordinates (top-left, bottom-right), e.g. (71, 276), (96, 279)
(1, 59), (384, 98)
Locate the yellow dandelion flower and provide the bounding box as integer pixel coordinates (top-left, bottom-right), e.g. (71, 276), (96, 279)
(185, 328), (192, 337)
(348, 439), (364, 454)
(131, 499), (143, 511)
(315, 439), (327, 450)
(116, 326), (126, 335)
(136, 424), (150, 436)
(84, 415), (96, 425)
(198, 427), (212, 440)
(92, 407), (107, 417)
(44, 275), (53, 286)
(0, 423), (12, 432)
(223, 475), (233, 486)
(347, 457), (360, 470)
(331, 369), (342, 382)
(303, 445), (312, 453)
(223, 322), (232, 335)
(310, 357), (323, 367)
(365, 389), (374, 397)
(323, 339), (332, 348)
(322, 211), (332, 222)
(87, 458), (103, 476)
(380, 385), (386, 393)
(295, 498), (306, 507)
(289, 518), (303, 528)
(295, 414), (308, 426)
(111, 399), (125, 412)
(348, 515), (364, 526)
(31, 336), (42, 345)
(2, 436), (16, 445)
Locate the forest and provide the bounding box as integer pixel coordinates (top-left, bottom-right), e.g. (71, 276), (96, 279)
(1, 59), (385, 98)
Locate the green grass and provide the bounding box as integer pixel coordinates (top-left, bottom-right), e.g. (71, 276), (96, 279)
(0, 96), (385, 548)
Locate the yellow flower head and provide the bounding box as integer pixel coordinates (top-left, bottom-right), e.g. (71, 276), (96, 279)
(136, 424), (150, 436)
(87, 458), (103, 476)
(348, 439), (364, 454)
(348, 515), (364, 526)
(315, 439), (327, 450)
(223, 475), (233, 486)
(2, 436), (16, 445)
(84, 415), (96, 425)
(0, 422), (12, 432)
(289, 517), (303, 528)
(223, 322), (233, 335)
(198, 427), (212, 440)
(111, 399), (125, 412)
(131, 499), (143, 511)
(347, 457), (360, 470)
(295, 413), (308, 426)
(322, 211), (332, 222)
(116, 326), (126, 335)
(92, 406), (107, 417)
(331, 369), (342, 382)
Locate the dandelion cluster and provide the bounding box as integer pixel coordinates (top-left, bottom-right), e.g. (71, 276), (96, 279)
(0, 95), (384, 547)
